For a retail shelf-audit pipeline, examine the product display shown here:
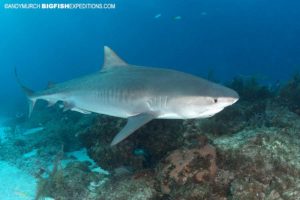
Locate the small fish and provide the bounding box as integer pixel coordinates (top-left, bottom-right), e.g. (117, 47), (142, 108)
(14, 190), (30, 199)
(113, 166), (133, 176)
(23, 126), (44, 135)
(133, 148), (152, 167)
(133, 148), (148, 157)
(154, 13), (161, 19)
(173, 15), (182, 20)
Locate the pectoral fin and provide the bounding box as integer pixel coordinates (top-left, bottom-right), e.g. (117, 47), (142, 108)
(110, 113), (156, 146)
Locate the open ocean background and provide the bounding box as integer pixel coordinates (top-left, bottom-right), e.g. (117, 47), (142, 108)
(1, 0), (300, 115)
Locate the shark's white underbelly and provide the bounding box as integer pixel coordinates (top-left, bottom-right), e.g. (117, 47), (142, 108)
(44, 90), (192, 119)
(66, 90), (184, 119)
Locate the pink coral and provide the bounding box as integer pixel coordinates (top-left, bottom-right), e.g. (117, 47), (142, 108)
(158, 144), (217, 194)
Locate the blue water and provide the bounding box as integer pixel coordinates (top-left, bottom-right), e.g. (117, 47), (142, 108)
(1, 0), (300, 115)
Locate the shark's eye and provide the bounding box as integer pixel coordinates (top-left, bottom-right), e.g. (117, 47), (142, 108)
(214, 98), (218, 103)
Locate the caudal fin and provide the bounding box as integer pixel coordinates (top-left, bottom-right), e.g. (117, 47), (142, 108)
(14, 68), (36, 117)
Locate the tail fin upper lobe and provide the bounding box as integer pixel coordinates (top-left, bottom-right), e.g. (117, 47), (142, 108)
(14, 68), (36, 117)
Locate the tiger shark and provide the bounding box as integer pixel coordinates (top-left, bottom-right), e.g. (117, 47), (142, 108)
(16, 46), (239, 146)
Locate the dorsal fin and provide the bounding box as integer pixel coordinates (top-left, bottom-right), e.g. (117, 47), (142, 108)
(102, 46), (128, 71)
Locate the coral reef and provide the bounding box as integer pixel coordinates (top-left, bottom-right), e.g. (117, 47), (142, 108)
(96, 172), (158, 200)
(79, 115), (185, 172)
(36, 161), (104, 200)
(214, 104), (300, 199)
(278, 73), (300, 115)
(0, 103), (95, 176)
(228, 76), (273, 102)
(157, 143), (217, 195)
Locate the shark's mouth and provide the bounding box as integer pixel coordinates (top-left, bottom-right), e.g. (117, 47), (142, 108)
(199, 107), (225, 118)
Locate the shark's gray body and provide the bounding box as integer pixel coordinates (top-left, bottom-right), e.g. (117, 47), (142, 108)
(18, 46), (239, 146)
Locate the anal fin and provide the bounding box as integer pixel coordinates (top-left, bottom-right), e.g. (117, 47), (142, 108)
(47, 101), (56, 107)
(63, 102), (73, 112)
(110, 112), (156, 146)
(62, 101), (91, 114)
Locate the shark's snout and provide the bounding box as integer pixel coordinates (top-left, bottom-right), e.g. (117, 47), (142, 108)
(223, 87), (239, 105)
(213, 88), (239, 109)
(225, 97), (239, 107)
(231, 90), (239, 104)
